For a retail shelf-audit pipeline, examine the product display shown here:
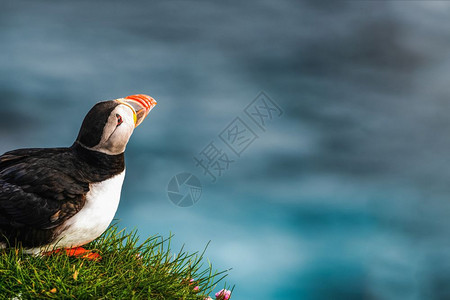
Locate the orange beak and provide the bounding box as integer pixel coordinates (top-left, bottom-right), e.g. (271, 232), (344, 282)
(117, 94), (157, 127)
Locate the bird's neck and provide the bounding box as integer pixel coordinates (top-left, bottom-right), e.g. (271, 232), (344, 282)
(71, 142), (125, 180)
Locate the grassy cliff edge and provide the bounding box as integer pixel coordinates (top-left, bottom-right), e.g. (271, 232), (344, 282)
(0, 224), (233, 299)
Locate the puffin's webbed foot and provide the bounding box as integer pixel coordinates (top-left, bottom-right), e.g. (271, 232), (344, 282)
(44, 247), (101, 261)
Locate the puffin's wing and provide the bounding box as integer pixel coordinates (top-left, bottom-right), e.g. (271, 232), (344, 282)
(0, 148), (89, 230)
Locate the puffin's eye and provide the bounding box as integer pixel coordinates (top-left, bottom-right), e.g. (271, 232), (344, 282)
(116, 114), (123, 126)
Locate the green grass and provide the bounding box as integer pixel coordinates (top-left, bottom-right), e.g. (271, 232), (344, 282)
(0, 224), (233, 299)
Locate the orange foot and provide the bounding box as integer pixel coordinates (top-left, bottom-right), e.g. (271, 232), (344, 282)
(44, 247), (101, 261)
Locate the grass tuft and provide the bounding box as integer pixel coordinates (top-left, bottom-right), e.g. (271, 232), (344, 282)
(0, 224), (232, 299)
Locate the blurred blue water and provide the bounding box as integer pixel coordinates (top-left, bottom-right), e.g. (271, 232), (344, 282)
(2, 1), (450, 299)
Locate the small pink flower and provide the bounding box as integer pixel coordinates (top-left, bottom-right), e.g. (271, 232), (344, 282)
(189, 279), (200, 292)
(215, 289), (231, 300)
(204, 298), (213, 300)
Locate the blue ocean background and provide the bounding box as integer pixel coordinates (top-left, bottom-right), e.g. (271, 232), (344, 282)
(2, 1), (450, 299)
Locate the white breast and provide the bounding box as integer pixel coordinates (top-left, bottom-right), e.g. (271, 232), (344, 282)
(46, 170), (126, 251)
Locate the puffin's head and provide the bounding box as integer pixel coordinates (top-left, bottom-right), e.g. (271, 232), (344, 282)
(76, 94), (157, 155)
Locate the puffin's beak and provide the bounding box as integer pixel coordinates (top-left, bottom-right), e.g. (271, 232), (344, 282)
(117, 94), (157, 127)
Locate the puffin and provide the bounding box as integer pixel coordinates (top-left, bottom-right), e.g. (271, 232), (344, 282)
(0, 94), (157, 260)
